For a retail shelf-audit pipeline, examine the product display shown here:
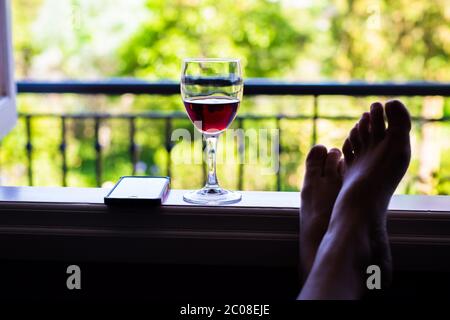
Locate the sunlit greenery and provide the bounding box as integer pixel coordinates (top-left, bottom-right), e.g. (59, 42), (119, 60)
(1, 0), (449, 194)
(119, 0), (307, 79)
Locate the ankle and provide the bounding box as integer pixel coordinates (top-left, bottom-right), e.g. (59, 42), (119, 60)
(323, 217), (372, 268)
(327, 203), (371, 238)
(305, 229), (372, 299)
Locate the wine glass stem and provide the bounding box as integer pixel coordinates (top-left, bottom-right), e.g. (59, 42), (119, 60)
(204, 134), (219, 189)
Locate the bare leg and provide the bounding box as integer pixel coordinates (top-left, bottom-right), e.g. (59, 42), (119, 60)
(298, 100), (411, 300)
(300, 145), (343, 282)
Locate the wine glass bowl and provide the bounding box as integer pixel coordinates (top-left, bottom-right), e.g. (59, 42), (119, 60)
(181, 58), (243, 205)
(183, 96), (240, 134)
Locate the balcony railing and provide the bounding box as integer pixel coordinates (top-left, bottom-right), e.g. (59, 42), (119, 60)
(14, 80), (450, 191)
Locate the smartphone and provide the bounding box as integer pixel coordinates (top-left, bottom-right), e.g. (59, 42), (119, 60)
(104, 176), (170, 206)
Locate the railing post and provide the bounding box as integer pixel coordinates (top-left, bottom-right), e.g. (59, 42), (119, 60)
(311, 95), (318, 147)
(129, 116), (137, 175)
(25, 115), (33, 186)
(276, 116), (282, 191)
(60, 116), (67, 186)
(94, 117), (102, 187)
(165, 117), (173, 177)
(237, 118), (244, 191)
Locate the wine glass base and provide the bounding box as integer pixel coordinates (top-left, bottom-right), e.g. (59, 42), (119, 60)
(183, 187), (242, 205)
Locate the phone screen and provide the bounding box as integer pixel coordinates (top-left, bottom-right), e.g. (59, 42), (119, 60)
(105, 177), (170, 204)
(109, 177), (167, 199)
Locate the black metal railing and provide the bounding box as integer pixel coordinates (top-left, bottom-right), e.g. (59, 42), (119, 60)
(17, 79), (450, 96)
(15, 80), (450, 190)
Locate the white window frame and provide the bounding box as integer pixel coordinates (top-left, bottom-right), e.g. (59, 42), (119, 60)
(0, 0), (16, 140)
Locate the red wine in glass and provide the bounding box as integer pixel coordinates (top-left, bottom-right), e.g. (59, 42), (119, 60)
(184, 96), (240, 134)
(181, 58), (243, 205)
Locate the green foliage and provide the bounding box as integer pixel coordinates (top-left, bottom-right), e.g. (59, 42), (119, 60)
(12, 0), (43, 77)
(3, 0), (450, 195)
(118, 0), (307, 79)
(325, 0), (450, 81)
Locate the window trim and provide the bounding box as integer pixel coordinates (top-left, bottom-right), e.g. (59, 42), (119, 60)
(0, 186), (449, 271)
(0, 0), (17, 139)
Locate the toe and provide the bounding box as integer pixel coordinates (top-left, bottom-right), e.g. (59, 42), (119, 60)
(349, 124), (362, 156)
(358, 112), (370, 148)
(304, 144), (328, 179)
(342, 138), (354, 165)
(385, 99), (411, 134)
(370, 102), (386, 143)
(324, 148), (342, 178)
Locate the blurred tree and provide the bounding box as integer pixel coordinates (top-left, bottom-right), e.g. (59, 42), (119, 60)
(6, 0), (450, 194)
(12, 0), (148, 79)
(118, 0), (308, 79)
(325, 0), (450, 81)
(12, 0), (43, 77)
(324, 0), (450, 195)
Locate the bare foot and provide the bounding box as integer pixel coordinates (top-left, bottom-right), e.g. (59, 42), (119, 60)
(300, 145), (343, 282)
(299, 100), (411, 300)
(333, 99), (412, 287)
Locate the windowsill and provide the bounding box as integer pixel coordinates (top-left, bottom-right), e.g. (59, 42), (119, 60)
(1, 185), (449, 210)
(0, 186), (449, 271)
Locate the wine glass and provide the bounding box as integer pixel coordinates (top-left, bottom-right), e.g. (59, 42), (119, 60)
(181, 58), (243, 205)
